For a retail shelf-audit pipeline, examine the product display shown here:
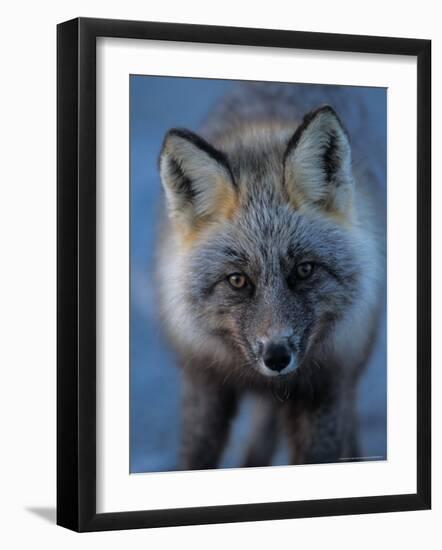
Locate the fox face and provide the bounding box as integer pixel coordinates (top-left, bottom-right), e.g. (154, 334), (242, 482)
(159, 107), (363, 380)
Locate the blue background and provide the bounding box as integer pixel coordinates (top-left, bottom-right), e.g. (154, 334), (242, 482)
(129, 76), (387, 473)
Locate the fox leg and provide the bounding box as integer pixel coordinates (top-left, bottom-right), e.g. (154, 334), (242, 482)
(179, 368), (238, 470)
(283, 402), (345, 465)
(242, 398), (278, 468)
(284, 394), (360, 464)
(282, 405), (316, 465)
(302, 406), (346, 464)
(340, 401), (362, 460)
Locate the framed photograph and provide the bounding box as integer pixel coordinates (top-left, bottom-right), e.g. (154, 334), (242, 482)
(57, 17), (431, 532)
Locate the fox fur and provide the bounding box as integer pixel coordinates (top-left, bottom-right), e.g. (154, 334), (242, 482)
(156, 83), (386, 469)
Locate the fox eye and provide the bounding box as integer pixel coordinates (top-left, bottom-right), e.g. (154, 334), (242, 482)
(296, 262), (314, 280)
(227, 273), (248, 289)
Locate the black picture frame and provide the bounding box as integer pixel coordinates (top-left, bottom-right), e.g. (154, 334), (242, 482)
(57, 17), (431, 532)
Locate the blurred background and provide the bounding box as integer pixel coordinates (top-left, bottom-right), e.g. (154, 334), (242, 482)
(130, 76), (387, 473)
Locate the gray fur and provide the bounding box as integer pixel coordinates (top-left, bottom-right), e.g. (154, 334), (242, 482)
(156, 83), (386, 469)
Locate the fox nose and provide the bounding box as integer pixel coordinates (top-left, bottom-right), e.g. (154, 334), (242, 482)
(262, 342), (292, 372)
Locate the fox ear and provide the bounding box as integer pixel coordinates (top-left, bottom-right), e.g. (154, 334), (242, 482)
(283, 106), (353, 217)
(159, 129), (237, 227)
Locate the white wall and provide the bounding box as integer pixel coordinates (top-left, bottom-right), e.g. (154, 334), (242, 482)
(0, 1), (439, 547)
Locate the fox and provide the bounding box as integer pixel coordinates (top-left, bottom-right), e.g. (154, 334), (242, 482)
(156, 82), (386, 470)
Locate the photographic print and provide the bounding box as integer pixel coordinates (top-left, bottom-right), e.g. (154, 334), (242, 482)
(130, 77), (387, 474)
(57, 18), (431, 531)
